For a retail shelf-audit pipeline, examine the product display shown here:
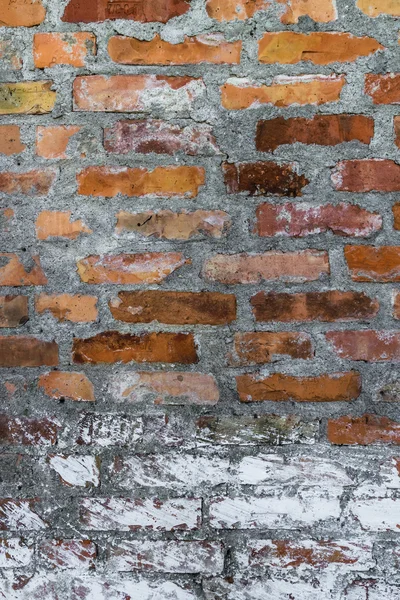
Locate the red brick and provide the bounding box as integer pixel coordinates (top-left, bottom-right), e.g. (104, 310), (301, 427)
(0, 170), (55, 195)
(251, 291), (379, 322)
(77, 253), (189, 284)
(0, 337), (58, 367)
(109, 291), (236, 324)
(365, 73), (400, 104)
(223, 161), (308, 196)
(0, 0), (46, 26)
(0, 415), (60, 445)
(104, 120), (219, 155)
(393, 292), (400, 319)
(328, 415), (400, 445)
(35, 294), (98, 323)
(236, 372), (361, 402)
(393, 203), (400, 229)
(221, 75), (345, 109)
(39, 371), (95, 402)
(259, 32), (382, 65)
(203, 250), (329, 284)
(394, 117), (400, 149)
(62, 0), (190, 23)
(0, 538), (33, 568)
(39, 539), (97, 570)
(0, 499), (47, 530)
(332, 159), (400, 192)
(256, 115), (374, 152)
(36, 127), (81, 159)
(72, 331), (198, 364)
(326, 330), (400, 361)
(115, 210), (230, 240)
(77, 166), (205, 198)
(0, 254), (47, 286)
(36, 211), (92, 240)
(0, 126), (25, 155)
(34, 33), (96, 68)
(0, 296), (29, 327)
(229, 332), (313, 365)
(345, 245), (400, 282)
(108, 34), (241, 64)
(255, 202), (381, 237)
(73, 75), (204, 113)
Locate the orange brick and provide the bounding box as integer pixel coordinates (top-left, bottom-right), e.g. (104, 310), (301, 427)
(36, 126), (81, 159)
(72, 331), (198, 364)
(34, 33), (96, 68)
(237, 372), (361, 402)
(108, 34), (241, 65)
(277, 0), (337, 23)
(395, 117), (400, 149)
(365, 74), (400, 104)
(77, 166), (205, 198)
(393, 203), (400, 229)
(393, 292), (400, 319)
(357, 0), (400, 16)
(0, 126), (25, 156)
(0, 170), (55, 195)
(206, 0), (269, 20)
(0, 296), (29, 328)
(328, 415), (400, 445)
(35, 211), (91, 240)
(35, 294), (98, 323)
(77, 253), (189, 285)
(39, 371), (95, 402)
(259, 32), (382, 65)
(0, 254), (47, 286)
(0, 0), (46, 26)
(345, 246), (400, 282)
(229, 332), (313, 365)
(221, 75), (345, 109)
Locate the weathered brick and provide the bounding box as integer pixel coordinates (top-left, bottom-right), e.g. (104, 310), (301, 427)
(73, 75), (205, 114)
(0, 254), (47, 286)
(34, 33), (96, 69)
(77, 165), (204, 198)
(75, 413), (143, 447)
(70, 578), (195, 600)
(109, 372), (219, 405)
(277, 0), (337, 23)
(393, 292), (400, 319)
(345, 245), (400, 282)
(196, 415), (318, 445)
(77, 253), (189, 284)
(35, 294), (98, 323)
(245, 539), (373, 570)
(332, 159), (400, 191)
(259, 32), (382, 64)
(223, 161), (308, 196)
(0, 538), (33, 568)
(203, 250), (329, 284)
(206, 0), (269, 20)
(107, 540), (224, 574)
(108, 33), (241, 64)
(0, 0), (46, 26)
(229, 332), (313, 365)
(357, 0), (400, 15)
(394, 117), (400, 149)
(209, 488), (341, 529)
(0, 337), (58, 367)
(36, 126), (81, 159)
(62, 0), (191, 23)
(0, 40), (22, 70)
(255, 202), (381, 237)
(48, 455), (100, 487)
(251, 291), (379, 322)
(104, 120), (219, 155)
(36, 211), (91, 241)
(326, 330), (400, 362)
(203, 578), (336, 600)
(236, 372), (361, 402)
(365, 73), (400, 104)
(328, 414), (400, 445)
(0, 125), (25, 155)
(0, 499), (47, 530)
(206, 0), (337, 23)
(221, 75), (345, 109)
(109, 291), (236, 324)
(0, 170), (55, 195)
(39, 371), (95, 402)
(115, 209), (230, 240)
(256, 115), (374, 152)
(0, 414), (60, 445)
(79, 497), (201, 531)
(394, 202), (400, 229)
(39, 539), (96, 570)
(72, 331), (198, 364)
(0, 82), (55, 114)
(0, 295), (28, 328)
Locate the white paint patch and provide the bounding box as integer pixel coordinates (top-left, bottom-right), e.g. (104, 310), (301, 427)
(49, 454), (100, 487)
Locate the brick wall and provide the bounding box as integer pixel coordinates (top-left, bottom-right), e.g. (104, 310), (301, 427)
(0, 0), (400, 597)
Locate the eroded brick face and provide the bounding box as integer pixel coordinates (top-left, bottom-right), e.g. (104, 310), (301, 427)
(1, 1), (399, 596)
